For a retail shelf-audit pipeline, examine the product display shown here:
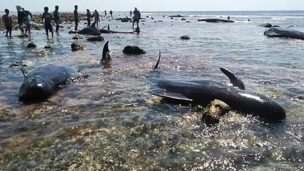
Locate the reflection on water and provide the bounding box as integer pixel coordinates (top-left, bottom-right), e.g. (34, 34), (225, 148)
(0, 11), (304, 170)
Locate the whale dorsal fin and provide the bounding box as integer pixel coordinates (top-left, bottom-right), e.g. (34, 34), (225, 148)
(220, 68), (245, 90)
(101, 41), (110, 61)
(153, 51), (161, 70)
(19, 62), (28, 78)
(101, 26), (107, 30)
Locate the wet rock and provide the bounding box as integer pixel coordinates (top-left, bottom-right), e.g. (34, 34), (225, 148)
(27, 42), (36, 48)
(87, 36), (104, 42)
(33, 49), (48, 56)
(44, 45), (51, 49)
(10, 61), (27, 68)
(17, 34), (29, 38)
(180, 35), (190, 40)
(71, 41), (85, 51)
(72, 36), (79, 40)
(69, 30), (78, 34)
(115, 17), (132, 22)
(201, 99), (231, 125)
(181, 18), (186, 21)
(122, 46), (145, 55)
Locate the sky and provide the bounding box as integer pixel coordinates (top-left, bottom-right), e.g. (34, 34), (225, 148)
(1, 0), (304, 12)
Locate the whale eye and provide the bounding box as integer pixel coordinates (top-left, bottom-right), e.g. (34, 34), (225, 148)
(239, 93), (264, 102)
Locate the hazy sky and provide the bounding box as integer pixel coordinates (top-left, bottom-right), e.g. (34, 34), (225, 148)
(1, 0), (304, 12)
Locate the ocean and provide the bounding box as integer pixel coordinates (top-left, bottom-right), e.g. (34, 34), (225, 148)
(0, 11), (304, 170)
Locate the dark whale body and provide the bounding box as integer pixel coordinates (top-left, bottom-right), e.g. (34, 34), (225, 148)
(19, 64), (78, 102)
(78, 23), (101, 36)
(264, 28), (304, 40)
(150, 55), (286, 121)
(198, 18), (234, 23)
(100, 25), (138, 34)
(100, 29), (135, 34)
(152, 78), (285, 121)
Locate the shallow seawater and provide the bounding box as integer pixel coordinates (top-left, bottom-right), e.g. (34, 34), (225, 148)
(0, 11), (304, 170)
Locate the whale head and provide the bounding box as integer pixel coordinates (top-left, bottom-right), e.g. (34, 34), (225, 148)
(19, 75), (54, 102)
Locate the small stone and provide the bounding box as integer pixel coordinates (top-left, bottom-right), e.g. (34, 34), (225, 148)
(87, 36), (104, 42)
(201, 99), (231, 125)
(180, 35), (190, 40)
(71, 41), (85, 51)
(44, 45), (51, 49)
(27, 42), (37, 48)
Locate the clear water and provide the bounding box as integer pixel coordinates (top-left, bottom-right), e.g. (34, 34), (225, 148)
(0, 11), (304, 170)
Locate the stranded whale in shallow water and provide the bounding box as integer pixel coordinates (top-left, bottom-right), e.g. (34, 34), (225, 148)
(19, 64), (79, 102)
(149, 55), (286, 122)
(19, 42), (111, 102)
(264, 27), (304, 40)
(78, 22), (101, 36)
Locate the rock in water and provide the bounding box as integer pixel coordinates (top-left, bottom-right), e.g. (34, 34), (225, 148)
(180, 35), (190, 40)
(122, 46), (145, 55)
(87, 36), (104, 42)
(27, 42), (37, 48)
(71, 41), (85, 51)
(201, 99), (231, 125)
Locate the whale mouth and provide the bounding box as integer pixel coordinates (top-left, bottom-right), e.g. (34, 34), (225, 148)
(19, 86), (52, 102)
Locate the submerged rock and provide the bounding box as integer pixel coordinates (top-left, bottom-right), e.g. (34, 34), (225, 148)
(10, 61), (27, 68)
(201, 99), (231, 125)
(69, 30), (78, 34)
(87, 36), (104, 42)
(180, 35), (190, 40)
(44, 45), (51, 49)
(71, 41), (85, 51)
(27, 42), (36, 48)
(123, 46), (145, 55)
(17, 34), (29, 38)
(115, 17), (132, 22)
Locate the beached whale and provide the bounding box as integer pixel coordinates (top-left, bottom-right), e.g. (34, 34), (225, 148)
(19, 42), (110, 102)
(18, 64), (79, 102)
(78, 22), (101, 36)
(264, 27), (304, 40)
(100, 25), (138, 34)
(149, 55), (286, 122)
(198, 18), (234, 23)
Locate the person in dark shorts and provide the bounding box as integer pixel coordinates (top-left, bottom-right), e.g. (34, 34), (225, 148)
(53, 5), (60, 33)
(74, 5), (79, 31)
(42, 7), (53, 38)
(93, 10), (100, 27)
(109, 10), (113, 19)
(2, 9), (13, 38)
(86, 9), (91, 26)
(132, 7), (141, 29)
(23, 9), (32, 37)
(16, 5), (25, 35)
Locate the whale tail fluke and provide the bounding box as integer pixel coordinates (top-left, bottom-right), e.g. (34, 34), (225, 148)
(153, 51), (161, 70)
(19, 61), (28, 78)
(101, 41), (110, 61)
(220, 68), (245, 90)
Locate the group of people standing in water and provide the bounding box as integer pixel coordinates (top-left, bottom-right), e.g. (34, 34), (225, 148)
(2, 5), (141, 38)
